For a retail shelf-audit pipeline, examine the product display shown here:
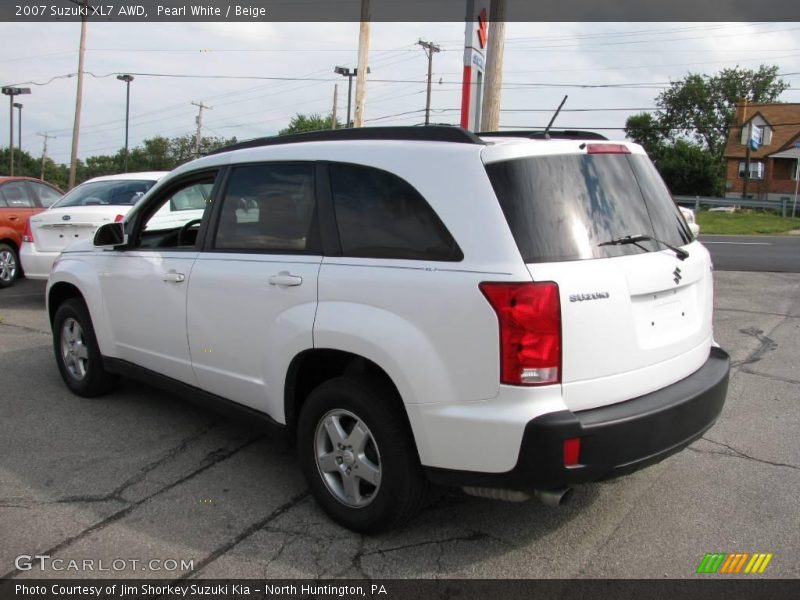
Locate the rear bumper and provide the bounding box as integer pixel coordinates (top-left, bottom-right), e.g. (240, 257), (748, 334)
(425, 346), (730, 490)
(19, 244), (57, 280)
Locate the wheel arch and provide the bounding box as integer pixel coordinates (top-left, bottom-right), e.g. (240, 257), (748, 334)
(48, 281), (85, 326)
(284, 349), (415, 446)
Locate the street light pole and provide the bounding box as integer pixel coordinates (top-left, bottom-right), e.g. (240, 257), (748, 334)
(117, 74), (134, 172)
(1, 86), (31, 177)
(13, 103), (22, 175)
(334, 66), (370, 128)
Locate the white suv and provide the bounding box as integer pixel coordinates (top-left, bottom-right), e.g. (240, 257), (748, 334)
(46, 127), (729, 532)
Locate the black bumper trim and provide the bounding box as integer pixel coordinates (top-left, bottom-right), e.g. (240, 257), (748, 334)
(425, 346), (730, 490)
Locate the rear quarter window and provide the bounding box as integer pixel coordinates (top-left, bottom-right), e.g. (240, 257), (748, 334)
(329, 163), (462, 262)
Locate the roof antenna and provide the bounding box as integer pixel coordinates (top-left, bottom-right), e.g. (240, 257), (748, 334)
(543, 95), (568, 140)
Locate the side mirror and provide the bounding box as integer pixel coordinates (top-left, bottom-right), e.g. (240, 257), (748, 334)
(94, 222), (127, 248)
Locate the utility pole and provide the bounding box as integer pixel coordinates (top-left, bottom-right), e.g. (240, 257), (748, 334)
(191, 101), (211, 159)
(37, 132), (56, 181)
(481, 0), (506, 131)
(418, 40), (441, 126)
(353, 0), (371, 128)
(331, 84), (338, 129)
(68, 0), (89, 189)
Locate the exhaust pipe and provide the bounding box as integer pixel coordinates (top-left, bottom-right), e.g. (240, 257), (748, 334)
(534, 487), (573, 507)
(462, 487), (531, 503)
(461, 486), (574, 506)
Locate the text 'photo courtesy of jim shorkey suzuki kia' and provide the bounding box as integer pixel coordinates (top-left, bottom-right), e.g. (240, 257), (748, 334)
(46, 126), (730, 532)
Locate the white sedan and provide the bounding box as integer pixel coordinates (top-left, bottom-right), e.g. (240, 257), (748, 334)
(21, 172), (168, 280)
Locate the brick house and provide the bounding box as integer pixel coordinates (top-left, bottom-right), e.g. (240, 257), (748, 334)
(724, 102), (800, 201)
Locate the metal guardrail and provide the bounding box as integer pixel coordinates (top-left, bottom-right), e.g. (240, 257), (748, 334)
(674, 195), (796, 218)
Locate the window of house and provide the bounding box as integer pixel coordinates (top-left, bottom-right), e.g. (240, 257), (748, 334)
(328, 163), (462, 261)
(738, 161), (765, 180)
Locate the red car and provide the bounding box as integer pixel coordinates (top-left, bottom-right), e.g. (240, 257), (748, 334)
(0, 176), (63, 288)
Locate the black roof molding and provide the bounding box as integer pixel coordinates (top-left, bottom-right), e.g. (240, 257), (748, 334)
(479, 130), (609, 141)
(210, 126), (485, 155)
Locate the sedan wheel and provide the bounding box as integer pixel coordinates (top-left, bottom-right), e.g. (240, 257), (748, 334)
(0, 244), (18, 287)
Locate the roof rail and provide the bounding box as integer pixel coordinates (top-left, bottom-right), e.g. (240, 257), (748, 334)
(479, 130), (609, 141)
(210, 125), (485, 155)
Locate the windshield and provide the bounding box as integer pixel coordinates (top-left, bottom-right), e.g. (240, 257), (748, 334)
(484, 153), (692, 263)
(51, 179), (157, 208)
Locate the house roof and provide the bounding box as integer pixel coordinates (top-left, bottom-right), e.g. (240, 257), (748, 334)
(723, 102), (800, 159)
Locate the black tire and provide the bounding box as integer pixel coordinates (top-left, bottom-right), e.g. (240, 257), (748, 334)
(0, 242), (19, 288)
(53, 298), (116, 397)
(297, 376), (427, 533)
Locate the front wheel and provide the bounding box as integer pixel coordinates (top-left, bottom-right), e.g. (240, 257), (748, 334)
(0, 243), (19, 288)
(297, 376), (427, 532)
(53, 298), (116, 397)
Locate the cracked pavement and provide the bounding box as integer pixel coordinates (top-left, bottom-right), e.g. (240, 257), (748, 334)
(0, 273), (798, 579)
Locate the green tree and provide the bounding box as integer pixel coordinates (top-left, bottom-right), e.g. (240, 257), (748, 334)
(656, 65), (788, 157)
(625, 65), (789, 196)
(279, 113), (341, 136)
(624, 112), (667, 157)
(653, 140), (722, 197)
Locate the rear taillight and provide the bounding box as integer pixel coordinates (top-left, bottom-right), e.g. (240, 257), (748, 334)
(479, 282), (562, 386)
(586, 143), (631, 155)
(114, 214), (125, 223)
(23, 220), (34, 243)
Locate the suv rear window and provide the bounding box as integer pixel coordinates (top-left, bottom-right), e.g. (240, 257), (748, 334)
(485, 153), (692, 263)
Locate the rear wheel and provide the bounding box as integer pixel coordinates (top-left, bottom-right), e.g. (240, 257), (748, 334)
(53, 298), (116, 397)
(297, 376), (427, 532)
(0, 243), (19, 288)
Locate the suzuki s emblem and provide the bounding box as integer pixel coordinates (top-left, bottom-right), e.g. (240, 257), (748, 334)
(673, 266), (682, 285)
(62, 215), (71, 221)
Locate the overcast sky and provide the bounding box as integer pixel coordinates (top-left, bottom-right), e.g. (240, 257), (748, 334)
(2, 21), (799, 166)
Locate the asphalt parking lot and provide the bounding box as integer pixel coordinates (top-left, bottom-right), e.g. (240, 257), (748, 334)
(0, 272), (798, 580)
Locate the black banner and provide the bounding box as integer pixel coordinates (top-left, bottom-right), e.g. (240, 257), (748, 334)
(1, 580), (799, 600)
(2, 0), (800, 22)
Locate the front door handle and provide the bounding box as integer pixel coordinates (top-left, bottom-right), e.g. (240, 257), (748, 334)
(162, 271), (186, 283)
(268, 271), (303, 287)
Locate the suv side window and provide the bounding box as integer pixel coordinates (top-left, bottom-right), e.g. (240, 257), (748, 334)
(135, 177), (216, 249)
(31, 182), (62, 208)
(213, 164), (318, 253)
(328, 163), (462, 261)
(0, 182), (34, 208)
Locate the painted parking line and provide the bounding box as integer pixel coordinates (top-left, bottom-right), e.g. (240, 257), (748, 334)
(702, 241), (772, 245)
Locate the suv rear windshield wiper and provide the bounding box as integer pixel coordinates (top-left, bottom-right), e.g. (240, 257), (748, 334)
(599, 234), (689, 261)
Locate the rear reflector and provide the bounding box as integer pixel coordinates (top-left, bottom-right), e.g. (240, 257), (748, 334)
(22, 220), (34, 243)
(114, 214), (125, 223)
(586, 143), (631, 155)
(479, 281), (562, 386)
(563, 438), (581, 467)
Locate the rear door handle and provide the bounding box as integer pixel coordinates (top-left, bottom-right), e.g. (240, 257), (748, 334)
(8, 215), (19, 221)
(268, 272), (303, 287)
(162, 271), (186, 283)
